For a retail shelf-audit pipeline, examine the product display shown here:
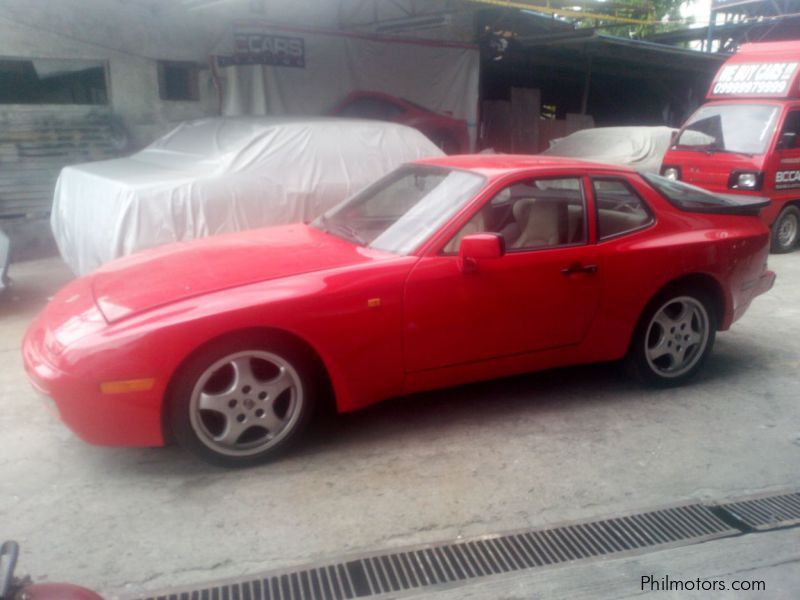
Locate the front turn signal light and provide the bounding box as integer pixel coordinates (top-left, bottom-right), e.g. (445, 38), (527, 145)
(100, 378), (155, 394)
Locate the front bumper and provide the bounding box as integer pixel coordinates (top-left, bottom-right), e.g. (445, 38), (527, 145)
(22, 324), (165, 447)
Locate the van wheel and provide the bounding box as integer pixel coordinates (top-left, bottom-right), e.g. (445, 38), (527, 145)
(169, 335), (317, 467)
(627, 288), (716, 387)
(771, 206), (800, 253)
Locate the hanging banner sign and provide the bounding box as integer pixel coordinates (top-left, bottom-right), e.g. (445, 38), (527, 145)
(710, 62), (799, 97)
(217, 30), (305, 68)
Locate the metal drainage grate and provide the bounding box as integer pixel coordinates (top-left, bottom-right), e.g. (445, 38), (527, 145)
(717, 491), (800, 531)
(140, 503), (736, 600)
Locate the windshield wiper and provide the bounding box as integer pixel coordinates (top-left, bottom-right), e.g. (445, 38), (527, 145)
(317, 215), (366, 245)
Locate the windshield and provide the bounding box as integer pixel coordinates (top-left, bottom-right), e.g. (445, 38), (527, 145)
(312, 164), (485, 255)
(675, 103), (779, 155)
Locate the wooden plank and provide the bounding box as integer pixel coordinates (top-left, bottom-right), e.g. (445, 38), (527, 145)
(510, 87), (540, 154)
(481, 100), (512, 153)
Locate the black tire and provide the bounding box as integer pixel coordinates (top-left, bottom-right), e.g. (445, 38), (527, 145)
(770, 205), (800, 254)
(626, 287), (717, 387)
(168, 333), (318, 467)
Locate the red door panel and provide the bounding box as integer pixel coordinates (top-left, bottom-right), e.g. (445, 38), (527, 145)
(403, 245), (601, 373)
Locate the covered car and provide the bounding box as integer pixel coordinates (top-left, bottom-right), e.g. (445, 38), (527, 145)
(51, 117), (443, 275)
(542, 126), (677, 173)
(330, 91), (470, 154)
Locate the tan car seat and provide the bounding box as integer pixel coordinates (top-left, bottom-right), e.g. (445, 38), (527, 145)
(444, 210), (486, 254)
(511, 199), (561, 249)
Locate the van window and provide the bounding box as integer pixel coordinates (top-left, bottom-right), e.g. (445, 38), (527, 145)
(778, 111), (800, 150)
(676, 103), (779, 155)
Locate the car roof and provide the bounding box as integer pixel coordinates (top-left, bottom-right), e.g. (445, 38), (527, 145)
(414, 153), (638, 178)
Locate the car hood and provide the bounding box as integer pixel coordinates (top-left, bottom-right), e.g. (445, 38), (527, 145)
(91, 224), (385, 323)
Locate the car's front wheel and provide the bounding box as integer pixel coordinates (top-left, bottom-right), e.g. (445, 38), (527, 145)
(169, 336), (317, 467)
(770, 205), (800, 254)
(627, 289), (716, 387)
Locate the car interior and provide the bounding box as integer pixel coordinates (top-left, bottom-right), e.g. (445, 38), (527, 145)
(443, 177), (654, 254)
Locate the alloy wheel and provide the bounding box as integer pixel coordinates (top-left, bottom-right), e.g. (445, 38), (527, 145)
(644, 296), (710, 379)
(188, 350), (303, 457)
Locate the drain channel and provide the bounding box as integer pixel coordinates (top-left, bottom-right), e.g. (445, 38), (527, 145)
(139, 490), (800, 600)
(717, 491), (800, 531)
(139, 503), (737, 600)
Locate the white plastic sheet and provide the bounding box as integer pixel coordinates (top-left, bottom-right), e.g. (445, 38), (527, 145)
(542, 126), (678, 173)
(51, 117), (443, 275)
(213, 24), (480, 147)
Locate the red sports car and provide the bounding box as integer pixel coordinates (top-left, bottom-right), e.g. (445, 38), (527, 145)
(23, 156), (775, 467)
(330, 91), (470, 154)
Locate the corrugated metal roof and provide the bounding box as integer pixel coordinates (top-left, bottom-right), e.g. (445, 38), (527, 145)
(517, 30), (726, 73)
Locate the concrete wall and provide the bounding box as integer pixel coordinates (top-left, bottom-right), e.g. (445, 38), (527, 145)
(0, 0), (220, 147)
(0, 0), (476, 262)
(0, 0), (227, 261)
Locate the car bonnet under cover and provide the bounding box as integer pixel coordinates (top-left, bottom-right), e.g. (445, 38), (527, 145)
(91, 224), (385, 323)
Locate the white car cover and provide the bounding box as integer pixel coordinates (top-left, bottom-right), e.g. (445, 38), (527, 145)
(542, 126), (677, 174)
(51, 117), (443, 275)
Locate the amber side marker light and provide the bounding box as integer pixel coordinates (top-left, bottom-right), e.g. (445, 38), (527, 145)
(100, 378), (156, 394)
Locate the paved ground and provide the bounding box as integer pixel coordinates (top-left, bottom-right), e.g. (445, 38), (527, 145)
(1, 255), (799, 598)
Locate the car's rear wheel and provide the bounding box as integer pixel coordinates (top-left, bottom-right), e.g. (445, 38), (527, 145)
(770, 205), (800, 254)
(169, 336), (316, 467)
(627, 289), (716, 387)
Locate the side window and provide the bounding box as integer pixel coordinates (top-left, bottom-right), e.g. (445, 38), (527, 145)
(593, 179), (653, 240)
(778, 111), (800, 150)
(443, 177), (586, 253)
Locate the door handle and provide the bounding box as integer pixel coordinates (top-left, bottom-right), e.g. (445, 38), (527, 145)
(561, 263), (598, 275)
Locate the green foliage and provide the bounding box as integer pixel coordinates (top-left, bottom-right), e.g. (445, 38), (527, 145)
(582, 0), (696, 38)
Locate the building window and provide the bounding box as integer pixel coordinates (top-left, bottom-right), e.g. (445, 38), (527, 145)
(158, 61), (199, 101)
(0, 59), (107, 105)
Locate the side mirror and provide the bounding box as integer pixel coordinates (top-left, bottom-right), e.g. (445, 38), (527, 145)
(458, 233), (505, 273)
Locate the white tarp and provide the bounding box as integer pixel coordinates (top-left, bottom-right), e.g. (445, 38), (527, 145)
(213, 23), (480, 146)
(542, 126), (678, 173)
(51, 117), (443, 275)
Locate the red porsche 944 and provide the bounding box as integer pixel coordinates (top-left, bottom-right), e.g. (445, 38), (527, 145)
(23, 156), (775, 466)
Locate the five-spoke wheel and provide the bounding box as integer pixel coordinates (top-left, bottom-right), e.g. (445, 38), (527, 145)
(628, 288), (716, 386)
(169, 336), (317, 467)
(644, 297), (710, 379)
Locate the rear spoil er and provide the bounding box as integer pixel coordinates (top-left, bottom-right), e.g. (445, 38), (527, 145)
(668, 194), (770, 217)
(132, 489), (800, 600)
